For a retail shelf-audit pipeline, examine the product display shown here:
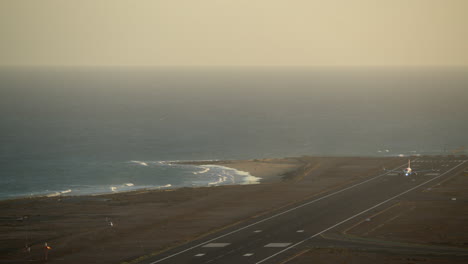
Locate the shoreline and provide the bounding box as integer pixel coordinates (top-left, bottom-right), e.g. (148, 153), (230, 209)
(175, 157), (305, 183)
(0, 158), (303, 202)
(0, 154), (446, 203)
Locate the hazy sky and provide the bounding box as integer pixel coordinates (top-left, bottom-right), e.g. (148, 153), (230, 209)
(1, 0), (467, 66)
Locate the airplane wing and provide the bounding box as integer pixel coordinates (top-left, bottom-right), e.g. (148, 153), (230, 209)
(383, 167), (401, 173)
(415, 169), (438, 173)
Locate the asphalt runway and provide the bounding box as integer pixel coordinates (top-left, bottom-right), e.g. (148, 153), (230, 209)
(143, 157), (467, 264)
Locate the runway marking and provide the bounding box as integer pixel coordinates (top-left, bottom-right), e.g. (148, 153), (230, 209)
(202, 243), (230, 248)
(149, 161), (410, 263)
(254, 230), (263, 233)
(264, 243), (292, 248)
(255, 161), (466, 264)
(243, 253), (254, 257)
(343, 202), (401, 235)
(363, 206), (416, 236)
(194, 253), (205, 257)
(296, 230), (304, 233)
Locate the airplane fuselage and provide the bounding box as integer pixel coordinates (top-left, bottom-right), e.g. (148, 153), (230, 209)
(404, 167), (413, 176)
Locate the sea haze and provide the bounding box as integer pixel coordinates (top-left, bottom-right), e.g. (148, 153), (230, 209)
(0, 67), (467, 199)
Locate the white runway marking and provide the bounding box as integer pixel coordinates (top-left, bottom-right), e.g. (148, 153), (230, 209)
(243, 253), (254, 256)
(254, 230), (263, 233)
(195, 253), (205, 257)
(149, 161), (410, 264)
(296, 230), (304, 233)
(264, 243), (292, 248)
(255, 161), (466, 264)
(203, 243), (230, 248)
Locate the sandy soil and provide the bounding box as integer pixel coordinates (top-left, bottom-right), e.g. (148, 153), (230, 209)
(178, 158), (303, 182)
(0, 156), (420, 264)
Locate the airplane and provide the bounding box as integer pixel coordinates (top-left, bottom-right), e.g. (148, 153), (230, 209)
(385, 159), (435, 176)
(403, 159), (414, 176)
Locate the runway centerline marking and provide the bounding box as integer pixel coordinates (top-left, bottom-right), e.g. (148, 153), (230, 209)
(255, 161), (466, 264)
(244, 253), (254, 256)
(149, 161), (410, 263)
(202, 243), (230, 248)
(194, 253), (205, 257)
(264, 243), (292, 248)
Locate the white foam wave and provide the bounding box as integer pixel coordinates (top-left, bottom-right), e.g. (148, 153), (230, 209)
(227, 169), (261, 184)
(156, 161), (176, 166)
(241, 174), (262, 185)
(197, 165), (262, 185)
(208, 176), (228, 186)
(149, 184), (172, 189)
(130, 160), (149, 166)
(107, 183), (172, 193)
(46, 189), (72, 197)
(110, 183), (135, 191)
(193, 167), (211, 175)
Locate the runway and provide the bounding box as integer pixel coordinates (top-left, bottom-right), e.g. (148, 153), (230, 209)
(143, 157), (467, 264)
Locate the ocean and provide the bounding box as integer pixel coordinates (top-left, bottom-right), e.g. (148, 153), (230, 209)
(1, 67), (467, 200)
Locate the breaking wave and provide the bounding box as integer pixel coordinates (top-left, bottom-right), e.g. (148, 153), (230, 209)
(208, 176), (228, 185)
(130, 160), (149, 166)
(193, 167), (211, 175)
(45, 189), (72, 197)
(194, 165), (262, 186)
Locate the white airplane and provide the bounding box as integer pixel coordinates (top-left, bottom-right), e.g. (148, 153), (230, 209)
(385, 160), (434, 176)
(403, 160), (415, 176)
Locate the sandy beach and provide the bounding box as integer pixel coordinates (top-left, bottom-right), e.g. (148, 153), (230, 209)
(1, 156), (467, 264)
(177, 157), (304, 183)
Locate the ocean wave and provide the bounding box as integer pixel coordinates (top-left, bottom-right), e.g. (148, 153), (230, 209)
(130, 160), (149, 166)
(157, 159), (220, 166)
(231, 169), (261, 184)
(208, 176), (228, 186)
(110, 183), (135, 192)
(193, 167), (211, 175)
(240, 173), (262, 185)
(198, 165), (262, 185)
(45, 189), (72, 197)
(155, 160), (176, 166)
